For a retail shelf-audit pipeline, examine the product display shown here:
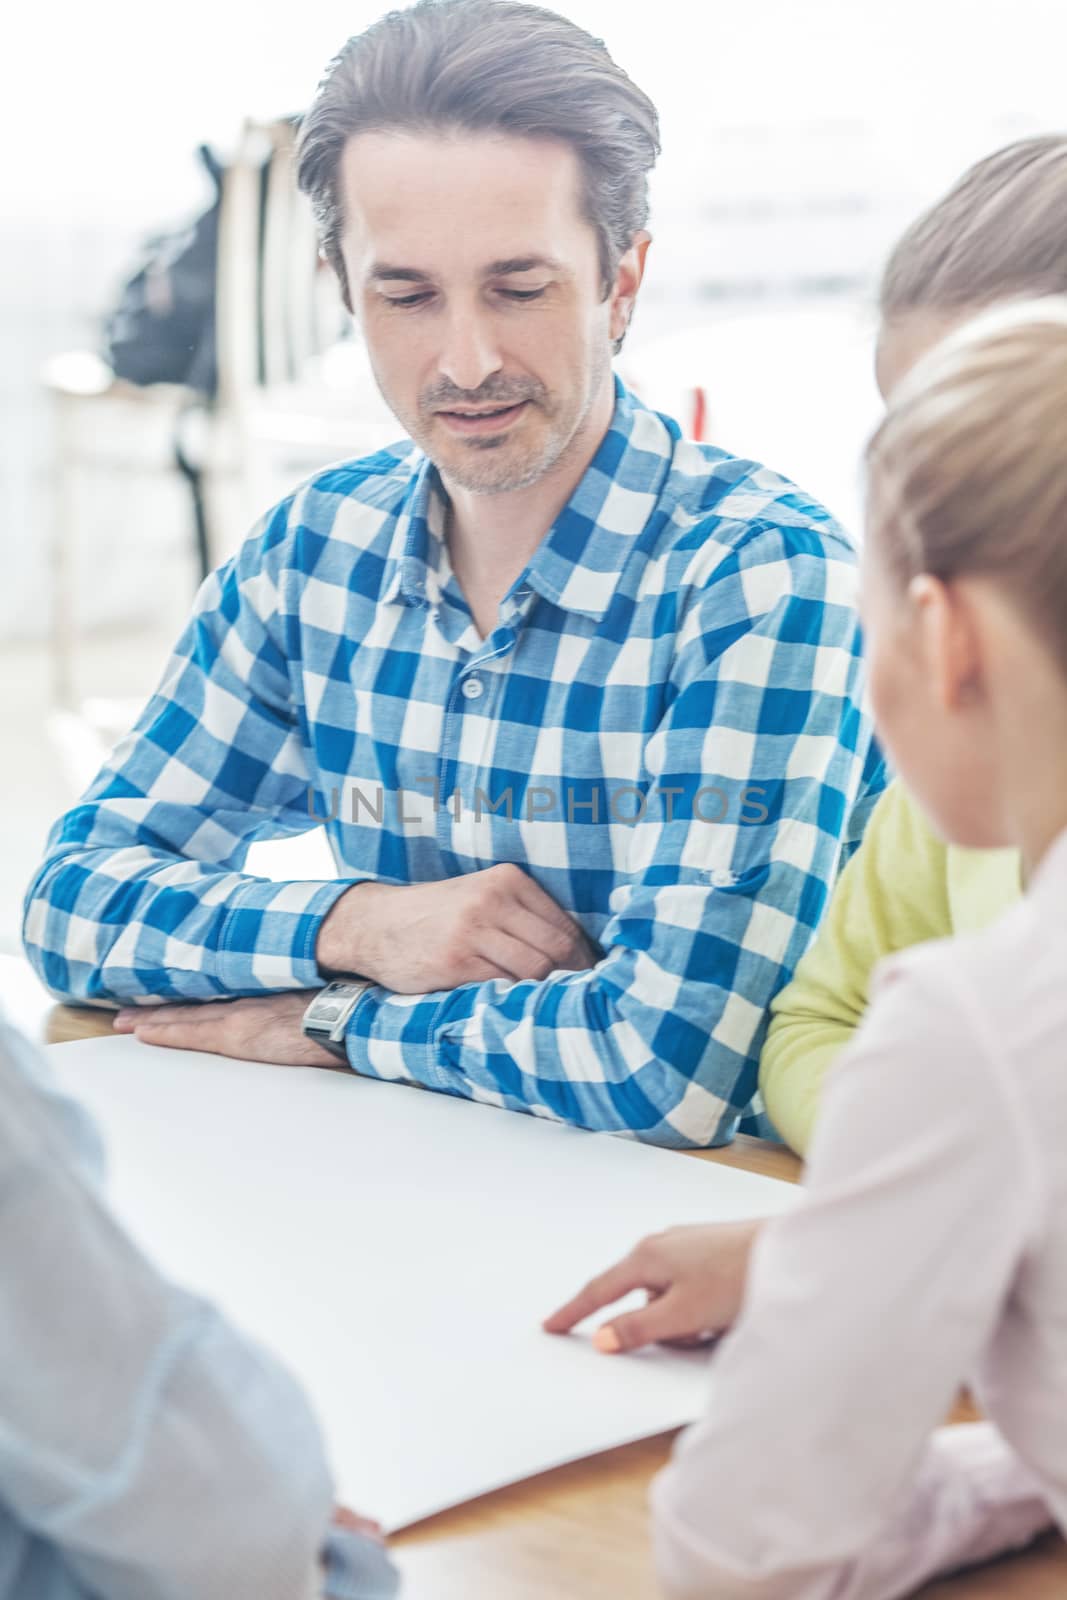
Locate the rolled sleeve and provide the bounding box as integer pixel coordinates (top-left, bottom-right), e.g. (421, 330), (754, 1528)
(321, 1528), (400, 1599)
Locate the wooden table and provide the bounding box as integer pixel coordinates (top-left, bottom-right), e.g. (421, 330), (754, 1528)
(5, 954), (1066, 1598)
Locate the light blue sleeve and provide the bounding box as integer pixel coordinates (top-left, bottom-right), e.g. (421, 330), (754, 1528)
(323, 1530), (401, 1599)
(0, 1017), (341, 1600)
(21, 508), (349, 1007)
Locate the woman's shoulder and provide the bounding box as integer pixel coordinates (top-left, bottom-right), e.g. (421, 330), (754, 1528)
(869, 884), (1059, 1107)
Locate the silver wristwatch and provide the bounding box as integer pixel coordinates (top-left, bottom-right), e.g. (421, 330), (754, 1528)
(302, 979), (371, 1062)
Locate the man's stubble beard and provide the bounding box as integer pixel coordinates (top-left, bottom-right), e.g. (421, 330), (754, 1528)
(380, 340), (613, 497)
(429, 415), (563, 495)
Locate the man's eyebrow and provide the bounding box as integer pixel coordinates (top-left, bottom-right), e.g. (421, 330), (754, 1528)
(366, 255), (567, 283)
(368, 264), (434, 283)
(486, 255), (566, 276)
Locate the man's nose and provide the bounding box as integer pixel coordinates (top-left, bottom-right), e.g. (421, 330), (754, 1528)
(436, 306), (503, 393)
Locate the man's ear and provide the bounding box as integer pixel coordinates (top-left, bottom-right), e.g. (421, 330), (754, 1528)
(609, 231), (651, 345)
(909, 573), (984, 711)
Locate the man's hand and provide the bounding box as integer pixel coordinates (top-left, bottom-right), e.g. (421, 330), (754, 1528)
(543, 1220), (764, 1354)
(316, 863), (598, 992)
(322, 1506), (398, 1600)
(331, 1506), (385, 1543)
(112, 991), (338, 1067)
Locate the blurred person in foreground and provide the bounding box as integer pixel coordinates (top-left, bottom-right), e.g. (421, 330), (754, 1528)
(0, 1011), (396, 1599)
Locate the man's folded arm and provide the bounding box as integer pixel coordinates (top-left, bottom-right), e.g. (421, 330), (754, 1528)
(342, 530), (881, 1148)
(22, 506), (353, 1006)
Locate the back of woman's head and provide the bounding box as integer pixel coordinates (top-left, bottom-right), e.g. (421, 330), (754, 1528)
(866, 298), (1067, 677)
(881, 135), (1067, 320)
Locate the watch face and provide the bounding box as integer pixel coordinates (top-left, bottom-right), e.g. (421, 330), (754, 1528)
(316, 1003), (343, 1023)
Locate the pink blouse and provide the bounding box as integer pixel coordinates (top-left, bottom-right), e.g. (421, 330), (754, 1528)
(652, 827), (1067, 1598)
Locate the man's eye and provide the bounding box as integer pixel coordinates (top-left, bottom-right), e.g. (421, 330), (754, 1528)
(384, 292), (432, 308)
(502, 287), (547, 301)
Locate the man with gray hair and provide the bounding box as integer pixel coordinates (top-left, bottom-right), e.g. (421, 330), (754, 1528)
(25, 0), (884, 1148)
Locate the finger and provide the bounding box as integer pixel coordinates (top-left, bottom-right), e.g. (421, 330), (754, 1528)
(660, 1330), (722, 1350)
(542, 1255), (648, 1334)
(462, 958), (514, 985)
(389, 955), (511, 994)
(333, 1506), (385, 1542)
(511, 872), (586, 939)
(114, 1005), (172, 1032)
(508, 882), (597, 972)
(474, 928), (560, 982)
(114, 1001), (229, 1030)
(592, 1288), (706, 1355)
(127, 1017), (229, 1053)
(502, 903), (595, 972)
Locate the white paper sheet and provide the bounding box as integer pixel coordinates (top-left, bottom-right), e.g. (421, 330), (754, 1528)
(48, 1037), (796, 1530)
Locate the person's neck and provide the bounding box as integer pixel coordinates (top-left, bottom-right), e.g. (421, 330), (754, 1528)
(441, 377), (615, 636)
(996, 685), (1067, 884)
(1014, 780), (1067, 884)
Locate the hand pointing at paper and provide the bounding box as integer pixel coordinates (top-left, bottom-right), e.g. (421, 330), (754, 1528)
(543, 1220), (763, 1353)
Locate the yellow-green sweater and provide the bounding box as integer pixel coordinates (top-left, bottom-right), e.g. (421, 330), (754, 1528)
(759, 779), (1022, 1156)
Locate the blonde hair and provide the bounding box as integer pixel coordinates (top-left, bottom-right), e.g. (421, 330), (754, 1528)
(881, 135), (1067, 319)
(866, 298), (1067, 676)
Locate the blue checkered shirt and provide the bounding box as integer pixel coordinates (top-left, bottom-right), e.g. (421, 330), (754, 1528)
(24, 380), (884, 1147)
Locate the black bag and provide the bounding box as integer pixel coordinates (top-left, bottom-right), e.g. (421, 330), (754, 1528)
(101, 135), (283, 578)
(104, 143), (224, 397)
(102, 143), (230, 579)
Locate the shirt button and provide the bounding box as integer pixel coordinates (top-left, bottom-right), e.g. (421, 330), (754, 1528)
(708, 868), (737, 887)
(461, 675), (485, 700)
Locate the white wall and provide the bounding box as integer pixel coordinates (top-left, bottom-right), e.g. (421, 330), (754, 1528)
(4, 0), (1067, 639)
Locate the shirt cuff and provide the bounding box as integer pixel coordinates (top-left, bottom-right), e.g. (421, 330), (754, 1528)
(924, 1421), (1054, 1563)
(321, 1528), (400, 1599)
(343, 983), (454, 1088)
(216, 877), (355, 993)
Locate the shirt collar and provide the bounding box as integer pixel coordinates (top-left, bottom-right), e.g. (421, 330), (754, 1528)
(381, 378), (678, 620)
(521, 377), (678, 618)
(380, 464), (451, 611)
